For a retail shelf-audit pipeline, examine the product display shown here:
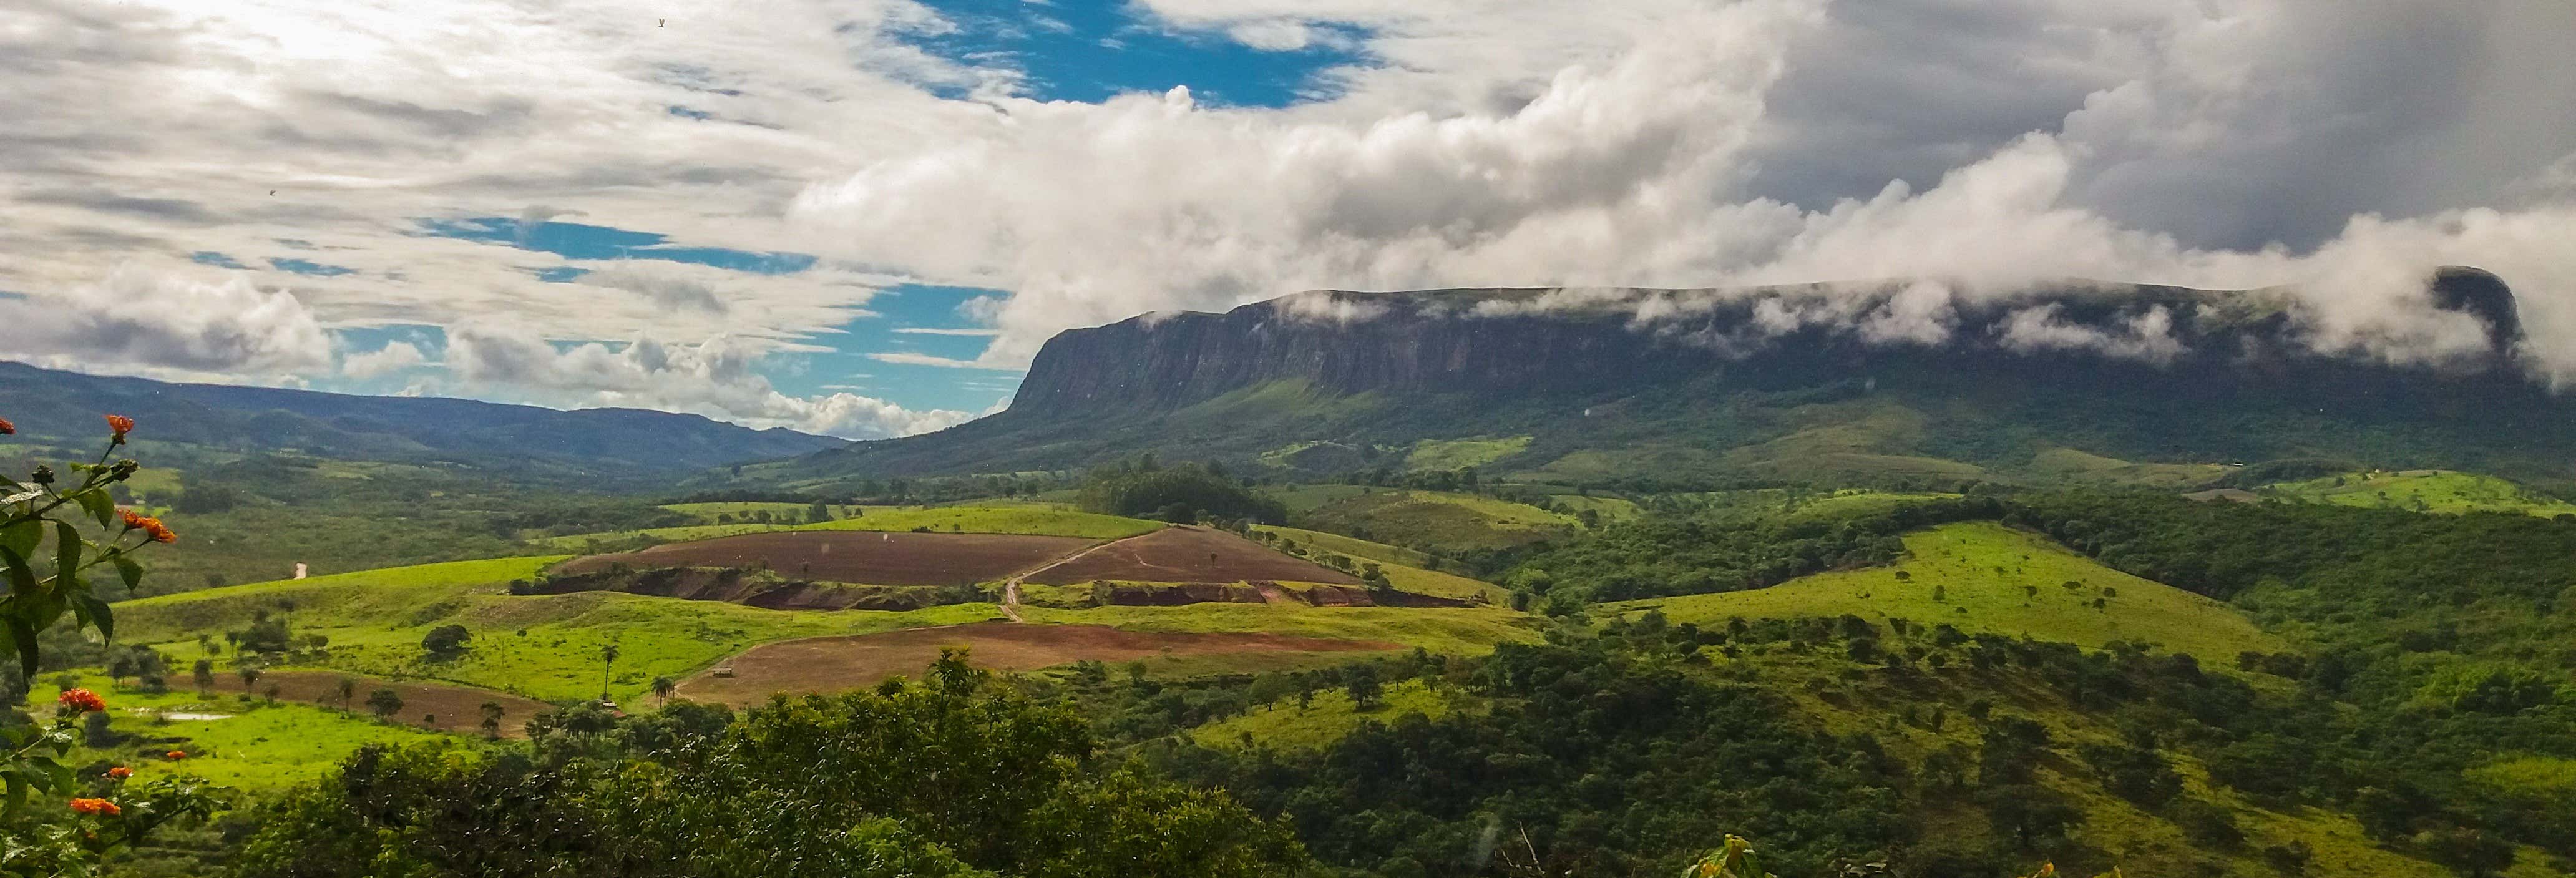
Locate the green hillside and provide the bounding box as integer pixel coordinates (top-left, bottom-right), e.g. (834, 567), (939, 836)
(2266, 469), (2576, 516)
(1251, 525), (1505, 603)
(1606, 522), (2280, 661)
(533, 504), (1163, 549)
(1295, 489), (1576, 556)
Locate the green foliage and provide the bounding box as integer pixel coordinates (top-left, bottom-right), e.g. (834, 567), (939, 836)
(1077, 461), (1286, 524)
(0, 414), (222, 874)
(418, 623), (471, 660)
(1513, 496), (2004, 602)
(1153, 636), (1912, 876)
(228, 652), (1308, 878)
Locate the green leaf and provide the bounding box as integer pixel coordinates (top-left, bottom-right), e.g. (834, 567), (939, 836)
(0, 546), (33, 596)
(0, 520), (35, 560)
(5, 617), (34, 677)
(111, 555), (143, 591)
(71, 489), (115, 530)
(75, 593), (111, 643)
(2, 774), (23, 817)
(53, 522), (80, 585)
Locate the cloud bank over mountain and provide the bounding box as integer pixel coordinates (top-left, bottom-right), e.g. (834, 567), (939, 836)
(2, 0), (2571, 432)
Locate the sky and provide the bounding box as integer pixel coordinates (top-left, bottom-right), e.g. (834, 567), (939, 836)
(3, 0), (2574, 439)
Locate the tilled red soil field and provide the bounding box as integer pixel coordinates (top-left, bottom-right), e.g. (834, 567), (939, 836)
(552, 530), (1096, 587)
(676, 622), (1398, 706)
(215, 671), (555, 738)
(1022, 526), (1360, 586)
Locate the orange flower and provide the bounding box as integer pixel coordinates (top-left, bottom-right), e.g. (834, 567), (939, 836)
(120, 509), (150, 530)
(56, 688), (104, 713)
(105, 766), (132, 779)
(145, 519), (177, 544)
(105, 414), (134, 441)
(0, 416), (13, 435)
(68, 798), (120, 816)
(165, 750), (186, 761)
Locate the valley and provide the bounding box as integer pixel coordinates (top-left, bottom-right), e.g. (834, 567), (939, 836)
(7, 278), (2575, 878)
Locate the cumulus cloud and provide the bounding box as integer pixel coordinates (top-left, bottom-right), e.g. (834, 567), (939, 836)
(8, 0), (2576, 423)
(0, 264), (331, 380)
(783, 0), (2576, 381)
(442, 324), (969, 438)
(341, 340), (432, 379)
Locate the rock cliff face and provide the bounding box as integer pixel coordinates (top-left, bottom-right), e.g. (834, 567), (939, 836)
(799, 268), (2567, 486)
(1005, 270), (2526, 419)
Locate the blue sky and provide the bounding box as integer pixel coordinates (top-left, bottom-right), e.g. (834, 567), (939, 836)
(9, 1), (2570, 439)
(138, 6), (1368, 427)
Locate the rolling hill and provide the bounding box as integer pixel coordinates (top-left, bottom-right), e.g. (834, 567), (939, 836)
(0, 359), (841, 481)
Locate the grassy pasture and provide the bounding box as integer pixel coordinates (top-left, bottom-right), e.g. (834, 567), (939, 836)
(2267, 469), (2576, 517)
(1402, 436), (1531, 471)
(1189, 678), (1462, 751)
(1606, 522), (2280, 661)
(1253, 525), (1503, 603)
(1297, 490), (1574, 554)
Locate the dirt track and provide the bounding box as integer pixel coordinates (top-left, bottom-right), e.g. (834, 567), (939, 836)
(1021, 527), (1361, 586)
(676, 622), (1398, 706)
(553, 530), (1096, 587)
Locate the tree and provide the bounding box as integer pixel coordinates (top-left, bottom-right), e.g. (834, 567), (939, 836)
(2416, 827), (2515, 878)
(237, 665), (262, 691)
(1344, 663), (1383, 710)
(421, 624), (472, 660)
(479, 701), (506, 739)
(337, 676), (359, 710)
(652, 675), (677, 708)
(599, 643), (621, 701)
(192, 658), (216, 695)
(367, 688), (406, 719)
(230, 650), (1306, 877)
(1980, 785), (2079, 849)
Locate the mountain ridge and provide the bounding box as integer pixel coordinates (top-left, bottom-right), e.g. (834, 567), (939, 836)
(794, 268), (2570, 493)
(0, 359), (842, 479)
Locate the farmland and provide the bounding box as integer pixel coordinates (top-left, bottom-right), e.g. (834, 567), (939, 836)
(1022, 526), (1359, 585)
(675, 622), (1400, 706)
(553, 530), (1096, 586)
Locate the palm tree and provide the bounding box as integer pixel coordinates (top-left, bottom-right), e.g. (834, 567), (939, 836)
(651, 675), (676, 708)
(336, 676), (358, 710)
(598, 643), (620, 701)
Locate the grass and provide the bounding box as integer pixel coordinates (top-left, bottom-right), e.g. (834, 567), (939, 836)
(1262, 484), (1379, 515)
(660, 502), (876, 522)
(35, 673), (448, 794)
(1253, 525), (1504, 603)
(1403, 436), (1531, 471)
(1018, 605), (1541, 656)
(1606, 522), (2282, 662)
(1188, 679), (1461, 750)
(1298, 490), (1575, 554)
(533, 505), (1162, 549)
(117, 557), (1007, 703)
(2266, 470), (2576, 517)
(2027, 448), (2229, 489)
(1540, 494), (1642, 522)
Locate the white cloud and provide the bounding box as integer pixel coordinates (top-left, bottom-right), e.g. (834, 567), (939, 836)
(0, 263), (331, 380)
(340, 340), (432, 378)
(890, 327), (1000, 336)
(5, 0), (2574, 422)
(442, 324), (969, 439)
(867, 351), (1018, 369)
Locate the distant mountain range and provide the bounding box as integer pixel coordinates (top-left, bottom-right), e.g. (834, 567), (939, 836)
(0, 361), (841, 480)
(795, 267), (2576, 494)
